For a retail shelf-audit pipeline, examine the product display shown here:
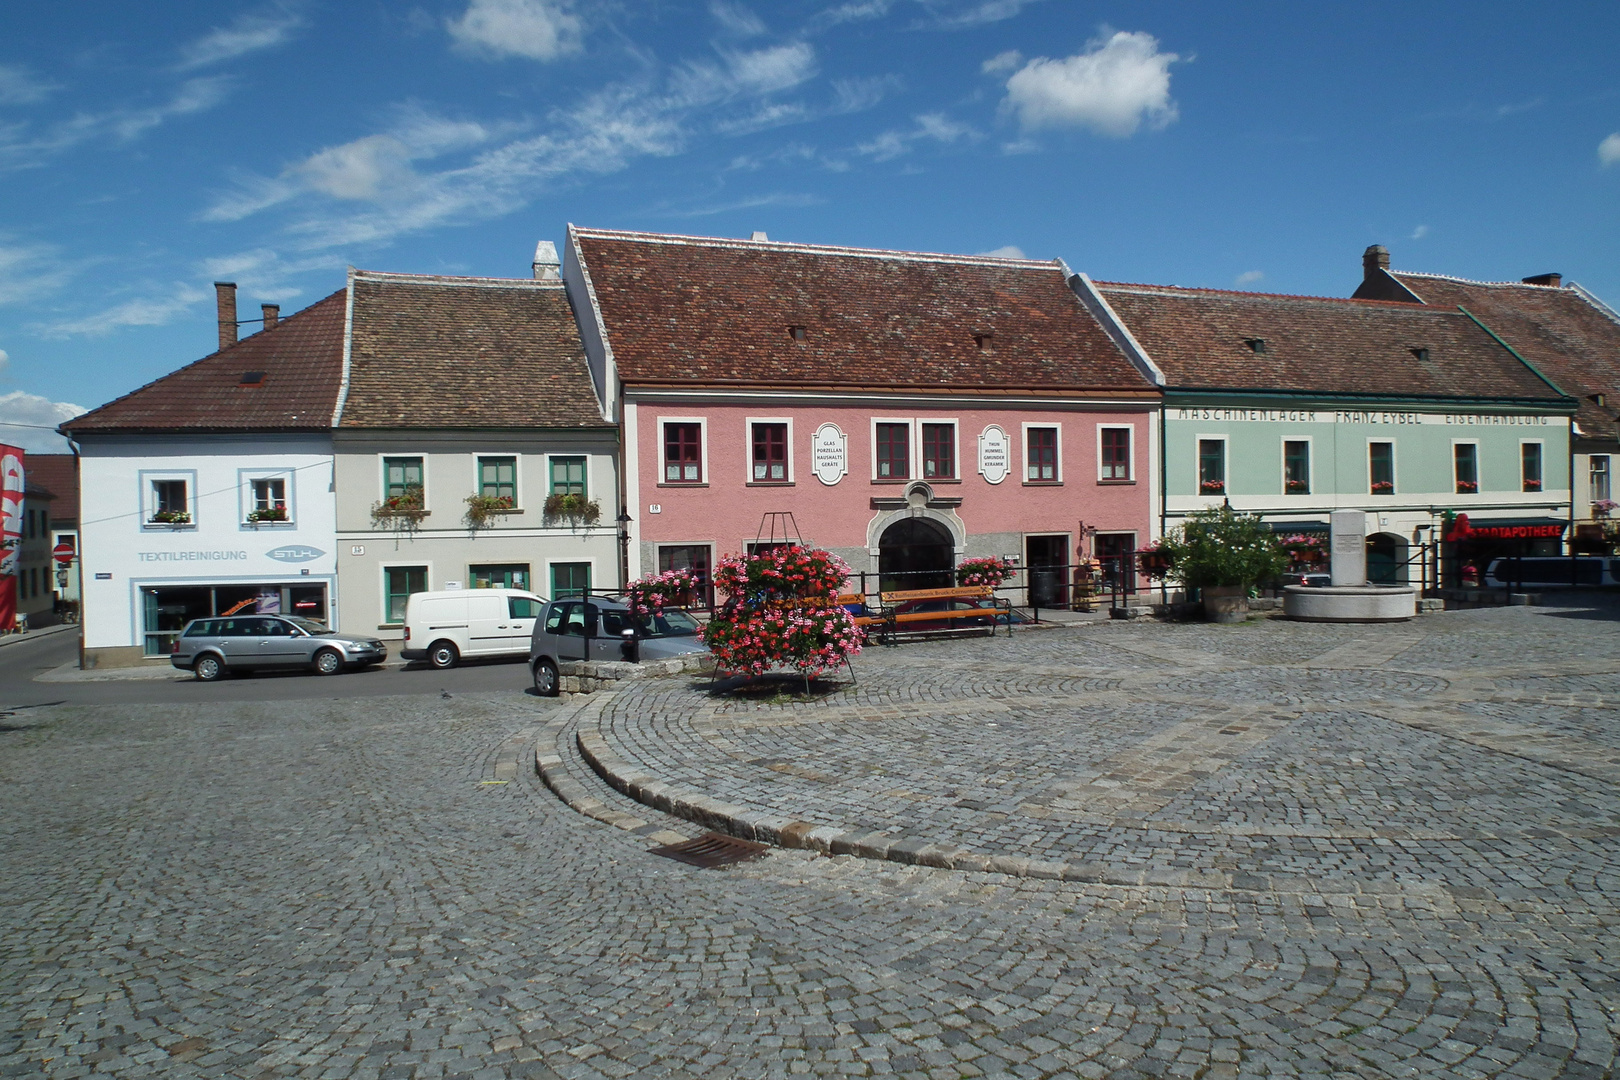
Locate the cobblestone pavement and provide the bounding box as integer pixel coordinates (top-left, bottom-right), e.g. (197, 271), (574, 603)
(3, 604), (1619, 1079)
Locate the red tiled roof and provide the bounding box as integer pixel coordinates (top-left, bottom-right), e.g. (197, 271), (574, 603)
(62, 290), (345, 434)
(23, 453), (77, 519)
(339, 272), (610, 429)
(1389, 273), (1620, 438)
(572, 228), (1155, 393)
(1095, 282), (1569, 403)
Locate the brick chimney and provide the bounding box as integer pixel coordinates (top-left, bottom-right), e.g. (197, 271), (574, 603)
(215, 281), (237, 352)
(532, 240), (560, 281)
(261, 303), (280, 332)
(1362, 245), (1390, 277)
(1521, 273), (1562, 287)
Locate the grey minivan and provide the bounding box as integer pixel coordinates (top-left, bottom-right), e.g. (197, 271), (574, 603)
(529, 597), (709, 696)
(171, 615), (388, 680)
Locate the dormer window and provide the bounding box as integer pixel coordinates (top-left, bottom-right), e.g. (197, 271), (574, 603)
(788, 325), (807, 341)
(1243, 338), (1266, 354)
(240, 370), (266, 386)
(974, 333), (994, 351)
(1411, 348), (1430, 362)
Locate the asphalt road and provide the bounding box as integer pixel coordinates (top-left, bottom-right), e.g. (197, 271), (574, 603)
(0, 629), (539, 709)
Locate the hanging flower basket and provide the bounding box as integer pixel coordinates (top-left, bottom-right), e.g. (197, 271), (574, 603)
(543, 492), (601, 525)
(625, 568), (702, 616)
(700, 546), (861, 683)
(954, 556), (1015, 588)
(1137, 544), (1175, 577)
(1278, 533), (1325, 565)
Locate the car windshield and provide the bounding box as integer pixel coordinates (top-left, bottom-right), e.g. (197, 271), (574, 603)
(284, 616), (332, 634)
(638, 609), (700, 638)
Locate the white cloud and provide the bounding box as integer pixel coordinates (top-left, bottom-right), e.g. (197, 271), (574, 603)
(0, 64), (56, 105)
(808, 1), (893, 31)
(670, 191), (824, 217)
(1600, 132), (1620, 167)
(857, 111), (974, 160)
(0, 348), (8, 373)
(0, 391), (86, 453)
(1001, 30), (1179, 136)
(39, 283), (210, 338)
(1410, 224), (1430, 240)
(832, 75), (902, 114)
(0, 241), (71, 305)
(711, 1), (766, 36)
(1, 76), (230, 168)
(976, 245), (1025, 259)
(448, 0), (582, 62)
(922, 0), (1042, 29)
(1234, 270), (1263, 286)
(981, 50), (1022, 75)
(177, 5), (305, 69)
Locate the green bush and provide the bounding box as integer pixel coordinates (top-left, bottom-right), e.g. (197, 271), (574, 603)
(1157, 506), (1288, 590)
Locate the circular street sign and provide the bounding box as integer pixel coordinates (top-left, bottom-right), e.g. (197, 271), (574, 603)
(52, 543), (75, 564)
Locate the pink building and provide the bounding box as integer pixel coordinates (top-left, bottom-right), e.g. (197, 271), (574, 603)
(564, 227), (1163, 601)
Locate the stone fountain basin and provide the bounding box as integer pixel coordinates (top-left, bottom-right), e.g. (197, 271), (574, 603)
(1283, 584), (1416, 622)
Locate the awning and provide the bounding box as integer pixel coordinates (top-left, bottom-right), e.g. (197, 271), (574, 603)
(1265, 520), (1330, 534)
(1443, 515), (1567, 543)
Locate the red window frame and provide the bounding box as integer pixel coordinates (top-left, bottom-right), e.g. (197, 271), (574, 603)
(875, 423), (909, 480)
(664, 423), (702, 483)
(1100, 428), (1130, 481)
(922, 423), (955, 479)
(1027, 428), (1058, 482)
(751, 423), (788, 482)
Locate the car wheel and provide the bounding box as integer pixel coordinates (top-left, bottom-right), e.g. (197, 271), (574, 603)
(428, 641), (459, 669)
(313, 648), (344, 676)
(533, 658), (559, 697)
(194, 654), (223, 681)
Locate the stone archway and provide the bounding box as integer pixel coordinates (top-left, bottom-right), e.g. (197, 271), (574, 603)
(878, 517), (954, 591)
(1367, 532), (1407, 585)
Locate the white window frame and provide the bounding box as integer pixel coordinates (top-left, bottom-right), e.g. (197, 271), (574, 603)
(239, 467), (295, 527)
(1366, 438), (1397, 495)
(1280, 435), (1313, 496)
(744, 416), (796, 485)
(1096, 424), (1135, 483)
(1590, 454), (1612, 503)
(1450, 438), (1481, 495)
(380, 561), (432, 626)
(870, 417), (914, 482)
(379, 452), (429, 508)
(658, 416), (709, 486)
(1518, 438), (1545, 493)
(1021, 422), (1064, 484)
(139, 469), (197, 529)
(472, 452), (523, 509)
(918, 417), (960, 482)
(1194, 434), (1227, 496)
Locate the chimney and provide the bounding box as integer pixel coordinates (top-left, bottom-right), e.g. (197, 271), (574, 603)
(215, 281), (237, 352)
(1362, 245), (1390, 280)
(750, 231), (769, 242)
(261, 303), (280, 332)
(532, 240), (561, 281)
(1521, 273), (1562, 288)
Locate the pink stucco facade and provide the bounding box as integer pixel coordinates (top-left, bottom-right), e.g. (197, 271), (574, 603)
(626, 394), (1158, 589)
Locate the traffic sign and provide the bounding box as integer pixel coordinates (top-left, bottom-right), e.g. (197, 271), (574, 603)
(52, 543), (74, 564)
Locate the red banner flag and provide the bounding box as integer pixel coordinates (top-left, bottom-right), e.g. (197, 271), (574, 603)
(0, 446), (22, 632)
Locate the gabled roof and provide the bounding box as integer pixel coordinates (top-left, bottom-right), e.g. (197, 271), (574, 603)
(62, 290), (346, 435)
(339, 271), (610, 429)
(1387, 272), (1620, 437)
(570, 227), (1156, 394)
(24, 453), (77, 521)
(1095, 282), (1570, 404)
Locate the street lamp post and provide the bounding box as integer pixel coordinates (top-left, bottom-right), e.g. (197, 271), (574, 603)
(616, 511), (633, 589)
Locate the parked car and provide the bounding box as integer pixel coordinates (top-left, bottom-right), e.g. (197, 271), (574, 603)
(401, 588), (547, 668)
(885, 596), (1005, 634)
(1484, 556), (1619, 587)
(171, 615), (387, 680)
(529, 596), (709, 696)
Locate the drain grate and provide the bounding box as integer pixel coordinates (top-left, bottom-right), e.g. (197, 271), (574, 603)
(650, 832), (770, 869)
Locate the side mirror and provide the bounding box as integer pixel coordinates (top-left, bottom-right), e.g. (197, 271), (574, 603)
(619, 627), (639, 663)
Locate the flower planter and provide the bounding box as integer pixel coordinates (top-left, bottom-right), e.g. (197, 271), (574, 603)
(1201, 585), (1249, 624)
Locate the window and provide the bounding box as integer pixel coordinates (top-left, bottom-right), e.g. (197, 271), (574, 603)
(1197, 439), (1225, 495)
(150, 478), (189, 523)
(875, 422), (910, 479)
(1521, 443), (1543, 493)
(659, 544), (713, 606)
(470, 564), (529, 590)
(385, 566), (427, 624)
(922, 423), (955, 480)
(1284, 440), (1310, 495)
(1369, 442), (1395, 494)
(752, 423), (788, 482)
(1027, 427), (1058, 482)
(384, 457), (423, 500)
(478, 456), (516, 503)
(1100, 427), (1131, 481)
(508, 596), (543, 619)
(549, 456), (586, 498)
(249, 477), (288, 522)
(1592, 456), (1612, 503)
(664, 423), (702, 483)
(1453, 443), (1478, 494)
(551, 562), (591, 600)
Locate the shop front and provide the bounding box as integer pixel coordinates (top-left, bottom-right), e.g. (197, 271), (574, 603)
(1442, 514), (1567, 587)
(139, 580), (331, 656)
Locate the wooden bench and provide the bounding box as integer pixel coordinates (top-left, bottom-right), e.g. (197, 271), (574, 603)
(834, 593), (894, 637)
(877, 586), (1011, 640)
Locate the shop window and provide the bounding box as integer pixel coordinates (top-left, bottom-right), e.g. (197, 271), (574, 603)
(1521, 443), (1543, 493)
(752, 423), (788, 482)
(922, 423), (955, 480)
(384, 457), (424, 500)
(664, 423), (702, 483)
(549, 456), (586, 498)
(478, 456), (517, 504)
(385, 566), (427, 624)
(1027, 427), (1058, 482)
(875, 422), (909, 479)
(470, 564), (529, 590)
(1453, 443), (1479, 494)
(1100, 427), (1131, 481)
(1369, 442), (1395, 495)
(1284, 441), (1310, 495)
(551, 562), (591, 600)
(659, 544), (713, 606)
(1198, 439), (1225, 495)
(1590, 456), (1611, 503)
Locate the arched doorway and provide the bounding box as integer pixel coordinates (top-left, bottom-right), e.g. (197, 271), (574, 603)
(879, 517), (953, 591)
(1366, 533), (1407, 584)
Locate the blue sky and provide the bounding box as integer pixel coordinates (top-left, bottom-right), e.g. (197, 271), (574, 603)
(2, 1), (1617, 451)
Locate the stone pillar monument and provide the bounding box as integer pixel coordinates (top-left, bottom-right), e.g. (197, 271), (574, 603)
(1329, 509), (1368, 587)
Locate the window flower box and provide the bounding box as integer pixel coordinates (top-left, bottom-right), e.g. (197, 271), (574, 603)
(247, 506), (288, 524)
(1285, 479), (1309, 494)
(149, 510), (191, 525)
(1200, 480), (1225, 495)
(371, 486), (426, 531)
(1523, 478), (1542, 492)
(1371, 481), (1395, 495)
(1455, 480), (1478, 494)
(464, 493), (516, 529)
(543, 492), (601, 525)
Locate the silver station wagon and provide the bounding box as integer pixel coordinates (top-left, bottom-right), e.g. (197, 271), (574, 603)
(171, 615), (388, 680)
(529, 597), (710, 696)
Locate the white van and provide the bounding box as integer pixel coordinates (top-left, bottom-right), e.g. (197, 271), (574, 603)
(401, 588), (547, 668)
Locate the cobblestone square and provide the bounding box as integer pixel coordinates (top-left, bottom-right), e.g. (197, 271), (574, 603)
(3, 602), (1618, 1078)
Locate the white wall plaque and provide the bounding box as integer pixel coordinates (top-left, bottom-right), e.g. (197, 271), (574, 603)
(978, 425), (1010, 485)
(648, 504), (662, 514)
(812, 423), (848, 486)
